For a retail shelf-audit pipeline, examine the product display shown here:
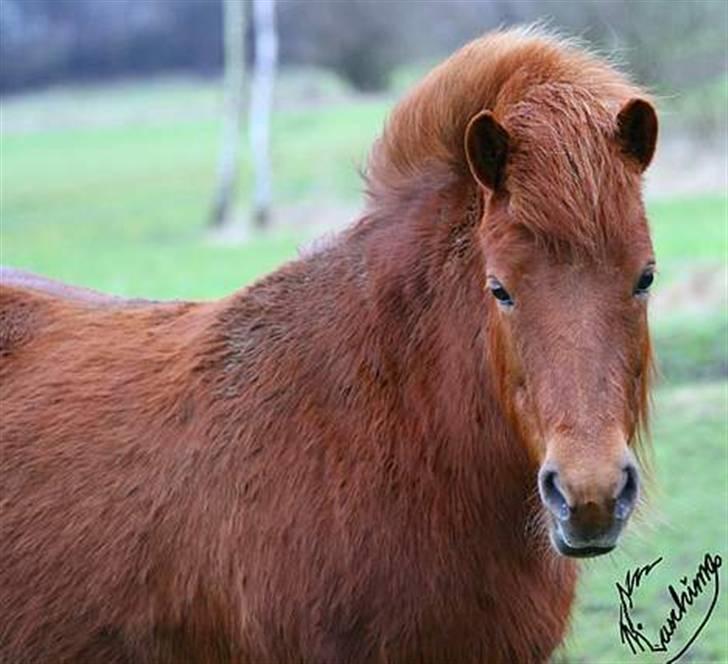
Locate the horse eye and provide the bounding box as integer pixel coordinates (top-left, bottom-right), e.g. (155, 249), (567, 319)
(634, 270), (654, 295)
(489, 279), (514, 306)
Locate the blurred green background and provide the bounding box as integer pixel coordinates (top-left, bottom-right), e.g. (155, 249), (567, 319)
(1, 1), (726, 661)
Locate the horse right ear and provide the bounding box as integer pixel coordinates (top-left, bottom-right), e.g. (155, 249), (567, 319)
(465, 110), (510, 191)
(616, 98), (658, 172)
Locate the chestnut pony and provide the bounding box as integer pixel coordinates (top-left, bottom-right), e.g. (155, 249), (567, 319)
(1, 29), (657, 663)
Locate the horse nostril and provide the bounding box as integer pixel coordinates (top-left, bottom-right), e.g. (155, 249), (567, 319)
(615, 463), (640, 521)
(538, 468), (571, 521)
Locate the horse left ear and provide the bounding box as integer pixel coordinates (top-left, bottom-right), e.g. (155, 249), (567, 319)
(465, 110), (510, 191)
(616, 98), (658, 172)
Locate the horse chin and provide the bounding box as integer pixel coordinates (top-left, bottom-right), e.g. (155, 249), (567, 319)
(549, 526), (616, 559)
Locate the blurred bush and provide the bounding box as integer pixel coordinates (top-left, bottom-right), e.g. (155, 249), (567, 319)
(0, 0), (223, 90)
(2, 0), (725, 104)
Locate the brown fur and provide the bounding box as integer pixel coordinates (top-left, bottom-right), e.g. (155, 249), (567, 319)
(0, 28), (656, 663)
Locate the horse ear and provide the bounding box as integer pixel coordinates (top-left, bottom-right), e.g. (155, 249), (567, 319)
(465, 110), (510, 191)
(616, 99), (658, 172)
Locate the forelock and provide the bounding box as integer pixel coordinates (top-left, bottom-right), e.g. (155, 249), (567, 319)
(504, 83), (640, 260)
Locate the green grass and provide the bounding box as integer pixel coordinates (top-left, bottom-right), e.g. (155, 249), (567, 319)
(653, 316), (727, 382)
(1, 80), (726, 662)
(1, 87), (388, 299)
(650, 196), (727, 263)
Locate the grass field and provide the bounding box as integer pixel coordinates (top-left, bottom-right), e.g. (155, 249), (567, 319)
(1, 80), (726, 662)
(1, 87), (387, 298)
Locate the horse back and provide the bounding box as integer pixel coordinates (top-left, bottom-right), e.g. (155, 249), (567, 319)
(0, 268), (188, 362)
(0, 266), (165, 306)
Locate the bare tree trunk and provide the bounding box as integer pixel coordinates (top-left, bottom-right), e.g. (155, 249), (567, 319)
(249, 0), (278, 228)
(209, 0), (246, 229)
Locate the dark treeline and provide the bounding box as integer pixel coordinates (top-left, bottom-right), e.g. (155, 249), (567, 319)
(0, 0), (725, 94)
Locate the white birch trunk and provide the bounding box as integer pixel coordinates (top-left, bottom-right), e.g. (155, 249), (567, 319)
(209, 0), (245, 228)
(249, 0), (277, 228)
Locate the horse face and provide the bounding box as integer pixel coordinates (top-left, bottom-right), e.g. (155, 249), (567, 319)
(467, 98), (657, 557)
(486, 242), (652, 557)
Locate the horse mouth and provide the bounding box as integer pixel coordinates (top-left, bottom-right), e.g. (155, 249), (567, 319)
(550, 527), (616, 559)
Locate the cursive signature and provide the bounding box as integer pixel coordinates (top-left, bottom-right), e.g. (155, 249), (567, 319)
(616, 552), (722, 663)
